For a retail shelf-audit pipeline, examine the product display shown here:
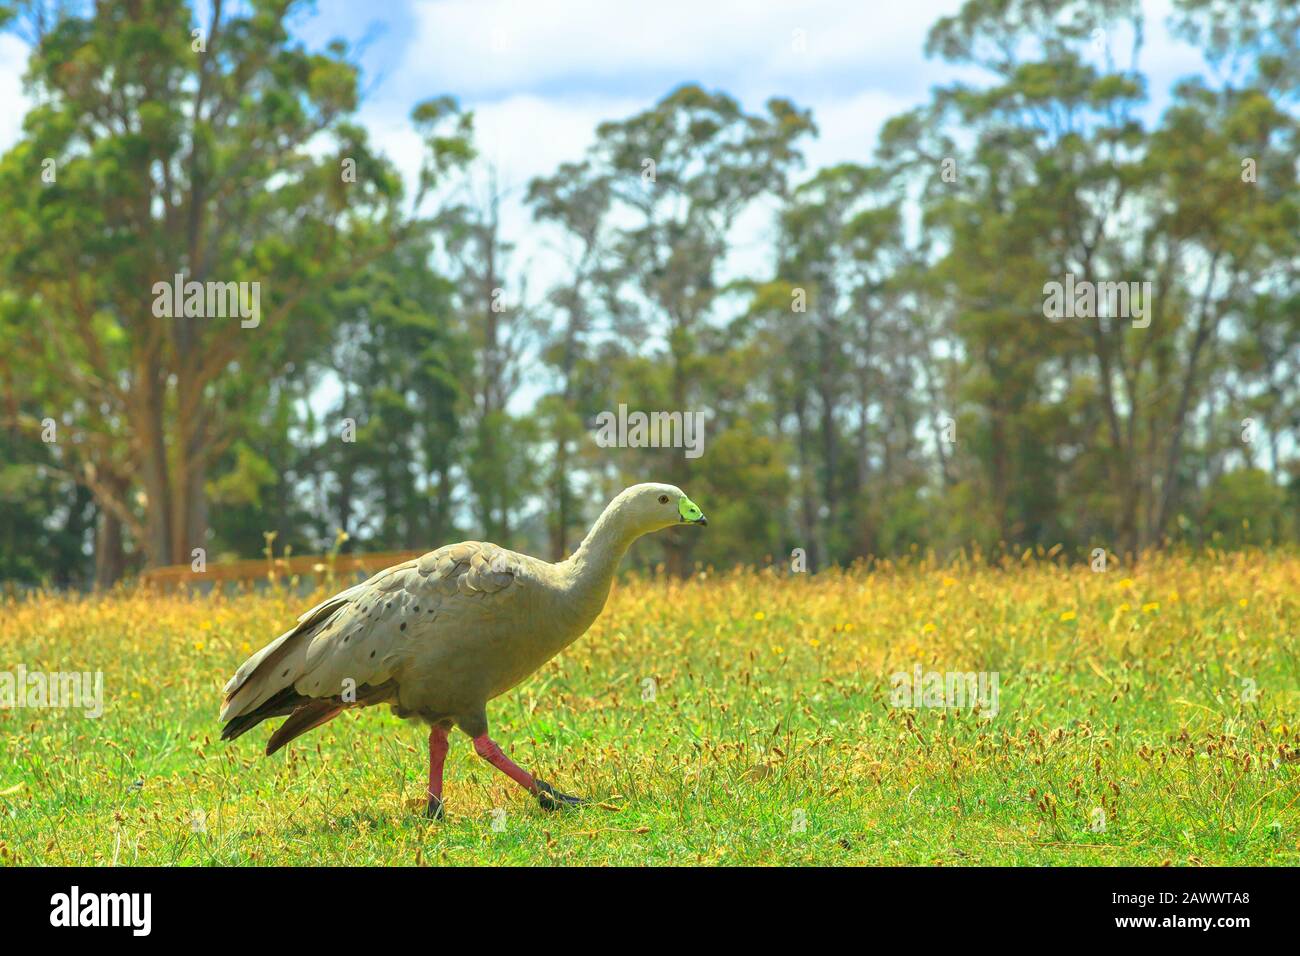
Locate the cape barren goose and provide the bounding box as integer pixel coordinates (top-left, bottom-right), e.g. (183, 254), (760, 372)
(220, 482), (707, 818)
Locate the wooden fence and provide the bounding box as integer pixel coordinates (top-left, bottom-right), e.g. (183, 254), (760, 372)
(138, 550), (424, 592)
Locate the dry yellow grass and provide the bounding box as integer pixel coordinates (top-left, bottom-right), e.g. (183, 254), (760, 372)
(2, 549), (1297, 865)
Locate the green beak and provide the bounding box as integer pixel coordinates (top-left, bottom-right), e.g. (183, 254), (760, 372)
(678, 496), (707, 526)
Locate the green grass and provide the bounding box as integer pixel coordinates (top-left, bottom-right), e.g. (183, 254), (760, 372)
(2, 550), (1298, 865)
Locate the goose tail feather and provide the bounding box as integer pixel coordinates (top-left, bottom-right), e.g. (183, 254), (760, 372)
(265, 701), (346, 756)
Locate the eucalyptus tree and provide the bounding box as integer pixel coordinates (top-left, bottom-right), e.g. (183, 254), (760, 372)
(1154, 0), (1300, 540)
(526, 160), (617, 558)
(434, 166), (539, 546)
(759, 163), (908, 565)
(304, 235), (469, 553)
(0, 0), (471, 576)
(584, 84), (815, 572)
(878, 0), (1297, 557)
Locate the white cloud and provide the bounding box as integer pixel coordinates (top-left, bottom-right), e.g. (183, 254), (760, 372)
(379, 0), (964, 278)
(1135, 0), (1211, 109)
(400, 0), (964, 98)
(468, 94), (643, 187)
(800, 89), (917, 171)
(356, 92), (643, 239)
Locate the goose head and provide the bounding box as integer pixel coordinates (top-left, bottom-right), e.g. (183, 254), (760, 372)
(613, 482), (708, 537)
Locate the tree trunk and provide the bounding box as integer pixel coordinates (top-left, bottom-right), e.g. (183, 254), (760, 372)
(137, 367), (174, 566)
(92, 472), (130, 587)
(662, 322), (693, 577)
(1153, 262), (1222, 544)
(551, 433), (571, 560)
(94, 503), (127, 589)
(794, 392), (820, 571)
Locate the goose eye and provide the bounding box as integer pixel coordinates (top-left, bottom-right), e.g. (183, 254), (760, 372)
(658, 494), (669, 504)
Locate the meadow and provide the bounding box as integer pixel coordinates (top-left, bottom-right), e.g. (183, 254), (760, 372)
(2, 549), (1297, 866)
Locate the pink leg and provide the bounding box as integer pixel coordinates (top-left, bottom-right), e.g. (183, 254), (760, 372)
(472, 734), (537, 792)
(426, 725), (450, 817)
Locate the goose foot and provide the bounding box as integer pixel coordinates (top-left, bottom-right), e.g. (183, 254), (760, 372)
(469, 732), (584, 810)
(534, 779), (585, 811)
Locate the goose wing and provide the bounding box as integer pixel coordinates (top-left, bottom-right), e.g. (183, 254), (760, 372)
(219, 542), (526, 728)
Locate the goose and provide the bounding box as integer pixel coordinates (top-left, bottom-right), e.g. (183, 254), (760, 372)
(219, 482), (707, 818)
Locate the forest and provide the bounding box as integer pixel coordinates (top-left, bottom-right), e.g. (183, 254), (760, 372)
(0, 0), (1296, 587)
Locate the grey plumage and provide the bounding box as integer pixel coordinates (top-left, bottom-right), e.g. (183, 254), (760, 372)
(219, 483), (708, 754)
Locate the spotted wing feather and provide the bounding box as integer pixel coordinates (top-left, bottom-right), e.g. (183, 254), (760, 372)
(219, 542), (522, 744)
